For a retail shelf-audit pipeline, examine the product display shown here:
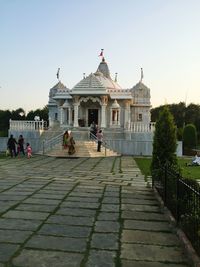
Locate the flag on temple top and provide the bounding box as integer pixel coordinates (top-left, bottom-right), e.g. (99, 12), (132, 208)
(57, 68), (60, 80)
(98, 49), (104, 57)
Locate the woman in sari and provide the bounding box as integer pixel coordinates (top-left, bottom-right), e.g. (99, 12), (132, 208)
(63, 131), (70, 149)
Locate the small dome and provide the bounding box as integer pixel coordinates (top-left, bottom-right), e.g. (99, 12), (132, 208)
(96, 57), (111, 79)
(50, 81), (67, 90)
(132, 81), (149, 91)
(111, 99), (120, 108)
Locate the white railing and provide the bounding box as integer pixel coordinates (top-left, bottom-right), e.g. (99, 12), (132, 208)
(126, 122), (155, 132)
(42, 132), (64, 154)
(9, 120), (47, 131)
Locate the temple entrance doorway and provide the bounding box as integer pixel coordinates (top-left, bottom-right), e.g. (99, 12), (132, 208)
(88, 109), (98, 126)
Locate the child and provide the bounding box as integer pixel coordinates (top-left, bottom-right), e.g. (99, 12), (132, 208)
(26, 143), (32, 159)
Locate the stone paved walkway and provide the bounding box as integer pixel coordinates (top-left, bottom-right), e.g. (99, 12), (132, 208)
(0, 155), (190, 267)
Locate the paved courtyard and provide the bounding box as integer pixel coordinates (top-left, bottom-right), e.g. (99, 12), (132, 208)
(0, 155), (190, 267)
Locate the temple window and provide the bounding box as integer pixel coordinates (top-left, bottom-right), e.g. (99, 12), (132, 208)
(138, 113), (142, 121)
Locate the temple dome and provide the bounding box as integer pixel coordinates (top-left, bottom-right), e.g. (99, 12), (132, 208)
(131, 81), (151, 105)
(131, 81), (150, 91)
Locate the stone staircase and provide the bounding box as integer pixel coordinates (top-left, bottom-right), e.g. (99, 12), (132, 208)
(45, 140), (119, 158)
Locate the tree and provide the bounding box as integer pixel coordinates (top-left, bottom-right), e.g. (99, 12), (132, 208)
(151, 106), (177, 172)
(26, 106), (48, 122)
(185, 104), (200, 137)
(183, 124), (197, 154)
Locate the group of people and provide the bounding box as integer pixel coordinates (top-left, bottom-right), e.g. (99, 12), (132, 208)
(62, 130), (76, 155)
(7, 134), (32, 159)
(90, 122), (103, 152)
(63, 125), (103, 155)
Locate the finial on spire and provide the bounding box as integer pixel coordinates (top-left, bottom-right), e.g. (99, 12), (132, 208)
(115, 72), (118, 82)
(56, 68), (60, 81)
(98, 49), (104, 58)
(83, 73), (86, 79)
(140, 68), (144, 82)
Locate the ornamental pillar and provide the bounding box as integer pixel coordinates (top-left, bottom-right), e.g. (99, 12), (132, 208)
(101, 105), (106, 128)
(73, 96), (79, 127)
(100, 96), (108, 128)
(68, 107), (72, 126)
(73, 104), (79, 127)
(59, 107), (64, 125)
(124, 100), (131, 129)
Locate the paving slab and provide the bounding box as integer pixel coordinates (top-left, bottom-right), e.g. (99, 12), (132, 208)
(47, 215), (94, 226)
(95, 221), (120, 233)
(121, 243), (187, 263)
(0, 229), (32, 243)
(121, 260), (188, 267)
(39, 223), (91, 238)
(13, 249), (84, 267)
(91, 233), (119, 250)
(86, 250), (116, 267)
(25, 235), (87, 252)
(0, 243), (19, 262)
(123, 219), (172, 232)
(121, 229), (181, 245)
(3, 210), (50, 220)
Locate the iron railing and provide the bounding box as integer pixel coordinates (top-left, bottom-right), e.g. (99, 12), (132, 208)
(152, 164), (200, 256)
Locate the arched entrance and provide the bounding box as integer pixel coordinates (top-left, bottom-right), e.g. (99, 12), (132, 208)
(78, 96), (102, 127)
(88, 109), (98, 126)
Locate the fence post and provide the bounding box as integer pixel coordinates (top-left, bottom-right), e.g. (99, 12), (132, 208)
(164, 164), (167, 205)
(176, 174), (180, 224)
(42, 140), (45, 155)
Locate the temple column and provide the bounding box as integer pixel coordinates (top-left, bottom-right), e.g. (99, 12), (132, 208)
(73, 104), (79, 127)
(101, 104), (106, 128)
(100, 96), (108, 128)
(73, 96), (79, 127)
(68, 107), (72, 126)
(59, 107), (64, 125)
(124, 100), (130, 129)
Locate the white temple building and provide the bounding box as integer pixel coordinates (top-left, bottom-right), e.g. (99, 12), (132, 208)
(48, 56), (152, 132)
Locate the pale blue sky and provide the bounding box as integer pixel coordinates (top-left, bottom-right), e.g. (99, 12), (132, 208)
(1, 0), (200, 113)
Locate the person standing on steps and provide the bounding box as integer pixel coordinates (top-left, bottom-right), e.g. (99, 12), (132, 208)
(97, 129), (103, 152)
(62, 130), (69, 149)
(68, 131), (76, 155)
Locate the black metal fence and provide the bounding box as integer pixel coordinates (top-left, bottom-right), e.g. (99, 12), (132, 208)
(152, 164), (200, 256)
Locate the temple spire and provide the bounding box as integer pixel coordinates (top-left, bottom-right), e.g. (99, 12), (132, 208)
(140, 68), (144, 82)
(56, 68), (60, 81)
(115, 73), (118, 82)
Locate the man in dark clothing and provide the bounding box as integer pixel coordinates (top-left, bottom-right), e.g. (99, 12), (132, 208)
(7, 134), (17, 157)
(17, 134), (25, 156)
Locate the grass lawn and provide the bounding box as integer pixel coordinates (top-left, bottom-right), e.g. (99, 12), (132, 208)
(134, 157), (200, 180)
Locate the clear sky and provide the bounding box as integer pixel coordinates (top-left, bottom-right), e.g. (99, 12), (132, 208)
(1, 0), (200, 113)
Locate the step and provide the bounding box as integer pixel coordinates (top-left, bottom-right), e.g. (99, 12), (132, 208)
(44, 140), (119, 158)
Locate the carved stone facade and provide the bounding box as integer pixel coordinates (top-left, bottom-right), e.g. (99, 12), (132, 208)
(48, 57), (151, 131)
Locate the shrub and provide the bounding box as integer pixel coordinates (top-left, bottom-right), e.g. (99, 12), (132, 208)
(183, 124), (197, 153)
(151, 106), (177, 173)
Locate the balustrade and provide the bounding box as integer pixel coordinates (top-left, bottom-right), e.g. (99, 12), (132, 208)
(9, 119), (47, 131)
(126, 122), (155, 132)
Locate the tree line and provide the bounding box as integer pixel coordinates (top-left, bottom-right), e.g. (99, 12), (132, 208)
(151, 102), (200, 142)
(0, 106), (48, 136)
